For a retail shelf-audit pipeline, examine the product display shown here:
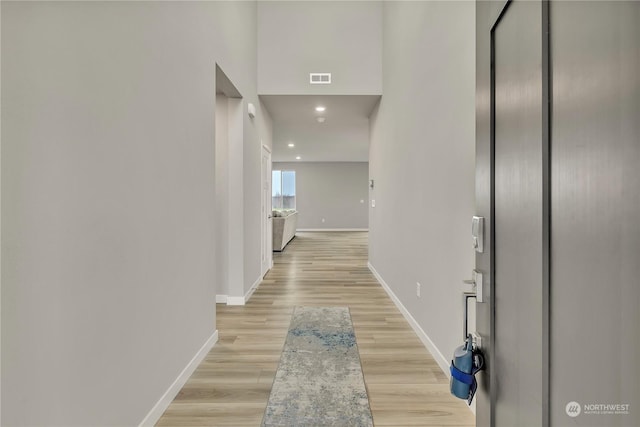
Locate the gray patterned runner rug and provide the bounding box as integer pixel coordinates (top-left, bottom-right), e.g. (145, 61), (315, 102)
(261, 306), (374, 427)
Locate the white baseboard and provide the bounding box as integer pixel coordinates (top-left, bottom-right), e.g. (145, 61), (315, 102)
(139, 330), (218, 426)
(226, 296), (245, 306)
(215, 295), (228, 304)
(369, 263), (476, 415)
(367, 262), (450, 378)
(297, 228), (369, 232)
(244, 276), (261, 304)
(262, 259), (273, 277)
(226, 276), (262, 306)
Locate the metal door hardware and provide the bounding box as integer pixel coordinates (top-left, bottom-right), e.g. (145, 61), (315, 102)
(472, 216), (484, 253)
(462, 292), (476, 340)
(463, 270), (484, 303)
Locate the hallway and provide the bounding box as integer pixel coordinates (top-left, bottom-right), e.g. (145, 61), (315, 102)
(157, 232), (474, 426)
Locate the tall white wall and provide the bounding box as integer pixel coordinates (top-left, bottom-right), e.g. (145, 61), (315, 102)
(215, 93), (272, 301)
(215, 95), (247, 300)
(257, 101), (274, 278)
(258, 100), (274, 153)
(215, 95), (230, 297)
(229, 98), (247, 299)
(258, 1), (382, 95)
(369, 1), (476, 370)
(243, 104), (264, 295)
(273, 162), (369, 230)
(0, 2), (3, 422)
(1, 2), (260, 425)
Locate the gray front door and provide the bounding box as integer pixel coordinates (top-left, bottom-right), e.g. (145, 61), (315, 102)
(476, 1), (640, 426)
(493, 1), (544, 425)
(549, 2), (640, 425)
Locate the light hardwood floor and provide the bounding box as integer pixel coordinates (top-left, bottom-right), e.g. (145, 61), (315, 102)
(157, 231), (475, 426)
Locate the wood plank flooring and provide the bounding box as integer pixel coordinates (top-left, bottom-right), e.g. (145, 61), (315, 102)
(157, 232), (475, 426)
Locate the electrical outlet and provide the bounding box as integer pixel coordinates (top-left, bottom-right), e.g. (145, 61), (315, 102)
(416, 282), (421, 298)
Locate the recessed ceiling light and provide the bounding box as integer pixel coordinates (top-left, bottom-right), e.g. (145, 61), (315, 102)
(315, 106), (326, 112)
(288, 143), (295, 147)
(296, 156), (301, 160)
(317, 117), (326, 123)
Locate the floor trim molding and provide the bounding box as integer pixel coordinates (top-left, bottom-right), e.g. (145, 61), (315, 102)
(215, 295), (228, 304)
(139, 330), (218, 426)
(297, 228), (369, 232)
(244, 276), (261, 304)
(367, 262), (450, 377)
(226, 296), (245, 306)
(225, 276), (262, 306)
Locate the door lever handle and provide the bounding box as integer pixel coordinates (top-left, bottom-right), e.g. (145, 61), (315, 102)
(463, 279), (476, 285)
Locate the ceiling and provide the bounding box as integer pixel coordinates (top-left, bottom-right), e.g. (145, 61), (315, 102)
(260, 95), (381, 162)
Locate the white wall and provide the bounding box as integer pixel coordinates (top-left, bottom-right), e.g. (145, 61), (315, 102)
(273, 162), (369, 230)
(229, 98), (246, 300)
(369, 1), (476, 370)
(0, 2), (3, 421)
(243, 106), (263, 296)
(258, 100), (274, 155)
(257, 100), (274, 278)
(258, 1), (382, 95)
(215, 94), (229, 297)
(1, 2), (260, 425)
(215, 94), (247, 300)
(215, 79), (271, 302)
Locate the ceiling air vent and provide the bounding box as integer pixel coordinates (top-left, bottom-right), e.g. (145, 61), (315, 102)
(310, 73), (331, 84)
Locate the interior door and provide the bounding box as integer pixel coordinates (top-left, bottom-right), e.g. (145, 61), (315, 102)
(261, 145), (273, 275)
(493, 1), (544, 425)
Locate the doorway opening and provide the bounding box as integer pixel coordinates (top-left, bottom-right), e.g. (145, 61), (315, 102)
(215, 64), (244, 305)
(259, 95), (378, 238)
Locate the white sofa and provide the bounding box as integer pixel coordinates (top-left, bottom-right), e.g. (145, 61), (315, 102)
(272, 210), (298, 251)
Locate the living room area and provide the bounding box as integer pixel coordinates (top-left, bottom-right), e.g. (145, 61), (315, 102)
(264, 95), (376, 253)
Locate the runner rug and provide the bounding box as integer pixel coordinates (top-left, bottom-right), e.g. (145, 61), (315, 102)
(261, 306), (374, 427)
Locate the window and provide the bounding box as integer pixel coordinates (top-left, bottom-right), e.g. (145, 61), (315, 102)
(272, 170), (296, 210)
